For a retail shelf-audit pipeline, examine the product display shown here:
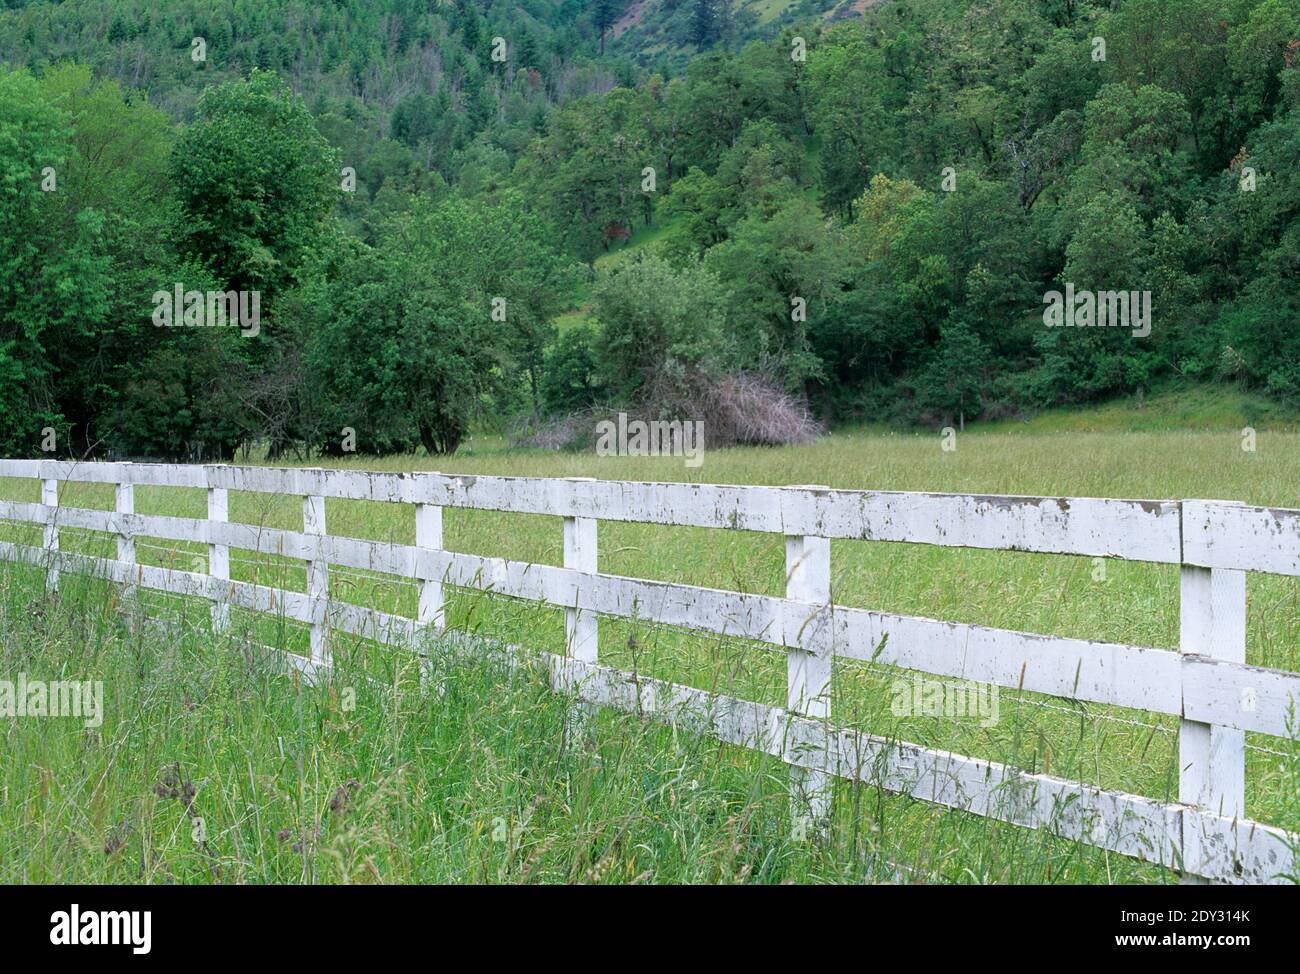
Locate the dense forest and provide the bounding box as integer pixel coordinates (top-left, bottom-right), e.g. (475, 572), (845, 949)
(1, 0), (1297, 459)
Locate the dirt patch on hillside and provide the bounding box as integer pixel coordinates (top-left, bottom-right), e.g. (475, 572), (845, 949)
(612, 0), (650, 39)
(829, 0), (888, 19)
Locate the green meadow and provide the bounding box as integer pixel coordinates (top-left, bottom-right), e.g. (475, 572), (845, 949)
(2, 413), (1298, 883)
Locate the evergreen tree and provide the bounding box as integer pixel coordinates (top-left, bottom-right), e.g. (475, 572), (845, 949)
(690, 0), (716, 50)
(594, 0), (620, 55)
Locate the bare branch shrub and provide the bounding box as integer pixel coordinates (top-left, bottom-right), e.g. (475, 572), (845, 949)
(512, 370), (822, 451)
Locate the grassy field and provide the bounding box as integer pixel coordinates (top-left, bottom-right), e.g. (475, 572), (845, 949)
(2, 414), (1298, 883)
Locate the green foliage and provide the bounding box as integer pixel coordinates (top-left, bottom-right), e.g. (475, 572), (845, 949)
(806, 26), (893, 216)
(541, 322), (605, 414)
(3, 0), (1299, 452)
(591, 252), (733, 398)
(707, 195), (848, 388)
(300, 195), (575, 455)
(0, 68), (111, 456)
(913, 321), (989, 425)
(172, 71), (340, 298)
(514, 86), (659, 265)
(661, 118), (805, 254)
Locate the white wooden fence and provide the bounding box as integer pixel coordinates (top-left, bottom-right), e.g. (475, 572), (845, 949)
(1, 459), (1298, 883)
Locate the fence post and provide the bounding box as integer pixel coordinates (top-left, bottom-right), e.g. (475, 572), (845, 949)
(416, 477), (445, 634)
(303, 478), (328, 669)
(1179, 500), (1246, 883)
(563, 478), (598, 713)
(115, 464), (136, 604)
(786, 487), (833, 832)
(208, 467), (230, 633)
(41, 476), (59, 592)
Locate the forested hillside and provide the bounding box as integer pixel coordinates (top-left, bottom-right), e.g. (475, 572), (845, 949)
(1, 0), (1297, 460)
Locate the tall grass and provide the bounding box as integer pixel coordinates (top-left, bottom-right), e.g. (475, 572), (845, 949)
(1, 426), (1297, 882)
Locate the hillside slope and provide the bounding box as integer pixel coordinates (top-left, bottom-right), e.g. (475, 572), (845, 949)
(608, 0), (879, 64)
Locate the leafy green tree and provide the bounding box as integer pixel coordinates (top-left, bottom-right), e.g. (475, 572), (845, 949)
(0, 68), (110, 456)
(170, 70), (342, 454)
(805, 29), (893, 216)
(1220, 276), (1300, 407)
(1102, 0), (1231, 168)
(813, 263), (917, 417)
(1211, 97), (1300, 401)
(171, 70), (341, 300)
(302, 195), (573, 455)
(666, 43), (803, 176)
(914, 321), (988, 429)
(1017, 30), (1104, 129)
(541, 323), (605, 415)
(515, 87), (656, 265)
(591, 252), (733, 398)
(848, 174), (926, 262)
(37, 65), (193, 456)
(1048, 191), (1161, 399)
(1227, 0), (1300, 129)
(706, 195), (848, 389)
(1080, 83), (1191, 208)
(661, 119), (803, 256)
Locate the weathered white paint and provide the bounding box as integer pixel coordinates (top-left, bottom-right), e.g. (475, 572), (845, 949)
(1181, 654), (1300, 737)
(563, 478), (598, 668)
(786, 490), (1182, 563)
(835, 607), (1183, 716)
(14, 497), (1285, 734)
(208, 470), (230, 632)
(116, 470), (136, 603)
(0, 460), (1185, 560)
(1179, 566), (1214, 820)
(4, 500), (1297, 733)
(785, 489), (832, 825)
(1183, 500), (1300, 577)
(1179, 555), (1247, 884)
(41, 478), (58, 592)
(415, 491), (445, 632)
(541, 655), (1287, 884)
(328, 597), (420, 647)
(1181, 805), (1296, 885)
(302, 483), (328, 667)
(2, 460), (1297, 883)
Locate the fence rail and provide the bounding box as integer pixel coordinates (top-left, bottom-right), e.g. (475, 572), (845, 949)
(1, 459), (1297, 883)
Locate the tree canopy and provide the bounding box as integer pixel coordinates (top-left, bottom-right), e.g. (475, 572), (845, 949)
(2, 0), (1298, 457)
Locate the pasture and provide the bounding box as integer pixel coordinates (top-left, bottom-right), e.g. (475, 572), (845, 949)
(2, 424), (1298, 883)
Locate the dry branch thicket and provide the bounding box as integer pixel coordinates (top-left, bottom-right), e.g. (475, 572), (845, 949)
(515, 371), (823, 451)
